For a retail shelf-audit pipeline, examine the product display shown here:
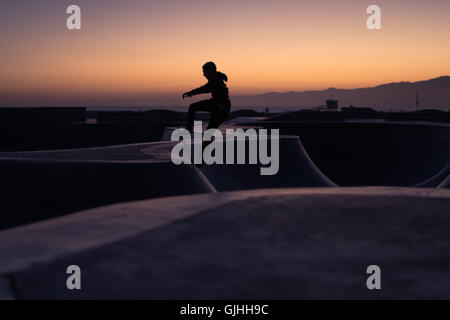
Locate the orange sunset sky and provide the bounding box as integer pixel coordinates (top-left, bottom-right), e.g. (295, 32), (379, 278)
(0, 0), (449, 106)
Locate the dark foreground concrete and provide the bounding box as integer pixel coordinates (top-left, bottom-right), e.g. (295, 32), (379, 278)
(0, 142), (215, 230)
(1, 187), (449, 299)
(0, 135), (335, 230)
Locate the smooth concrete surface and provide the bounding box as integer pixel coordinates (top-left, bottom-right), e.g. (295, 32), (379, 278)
(159, 130), (337, 189)
(0, 135), (336, 230)
(239, 120), (450, 186)
(415, 164), (450, 188)
(0, 158), (215, 230)
(438, 174), (450, 188)
(1, 187), (449, 299)
(0, 141), (175, 162)
(0, 276), (14, 300)
(199, 136), (337, 190)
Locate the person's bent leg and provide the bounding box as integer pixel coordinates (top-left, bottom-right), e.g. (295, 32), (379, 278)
(186, 99), (213, 131)
(207, 103), (231, 130)
(207, 115), (221, 130)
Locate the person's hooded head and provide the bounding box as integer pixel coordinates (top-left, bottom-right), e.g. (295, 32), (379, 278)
(202, 61), (228, 82)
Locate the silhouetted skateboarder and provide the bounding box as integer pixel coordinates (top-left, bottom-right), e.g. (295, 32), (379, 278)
(182, 61), (231, 132)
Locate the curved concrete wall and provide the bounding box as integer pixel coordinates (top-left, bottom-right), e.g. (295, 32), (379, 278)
(0, 159), (214, 230)
(415, 164), (450, 188)
(252, 121), (450, 186)
(200, 136), (337, 191)
(2, 187), (450, 299)
(438, 175), (450, 189)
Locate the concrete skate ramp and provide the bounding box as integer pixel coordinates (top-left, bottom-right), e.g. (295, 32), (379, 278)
(160, 125), (241, 142)
(200, 136), (337, 191)
(0, 143), (215, 230)
(438, 174), (450, 188)
(1, 187), (450, 299)
(0, 121), (177, 152)
(160, 126), (180, 141)
(415, 164), (450, 188)
(240, 121), (450, 186)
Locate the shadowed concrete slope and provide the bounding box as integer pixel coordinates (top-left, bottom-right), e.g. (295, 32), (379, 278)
(438, 175), (450, 188)
(1, 187), (449, 299)
(415, 164), (450, 188)
(0, 135), (337, 230)
(0, 142), (215, 230)
(159, 128), (337, 189)
(238, 120), (450, 186)
(199, 136), (337, 191)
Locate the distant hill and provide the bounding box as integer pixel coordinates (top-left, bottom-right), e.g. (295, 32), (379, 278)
(231, 76), (450, 111)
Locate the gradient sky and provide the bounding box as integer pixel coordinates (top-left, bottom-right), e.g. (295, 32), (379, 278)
(1, 0), (449, 106)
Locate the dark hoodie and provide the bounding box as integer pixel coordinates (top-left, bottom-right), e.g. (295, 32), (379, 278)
(188, 71), (230, 104)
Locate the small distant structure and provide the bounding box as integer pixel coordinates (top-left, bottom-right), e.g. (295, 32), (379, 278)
(325, 99), (339, 111)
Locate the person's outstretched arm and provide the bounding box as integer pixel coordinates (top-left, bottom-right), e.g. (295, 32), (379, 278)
(182, 82), (211, 99)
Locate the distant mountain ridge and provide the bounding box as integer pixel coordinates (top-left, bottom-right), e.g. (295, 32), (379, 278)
(231, 76), (450, 110)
